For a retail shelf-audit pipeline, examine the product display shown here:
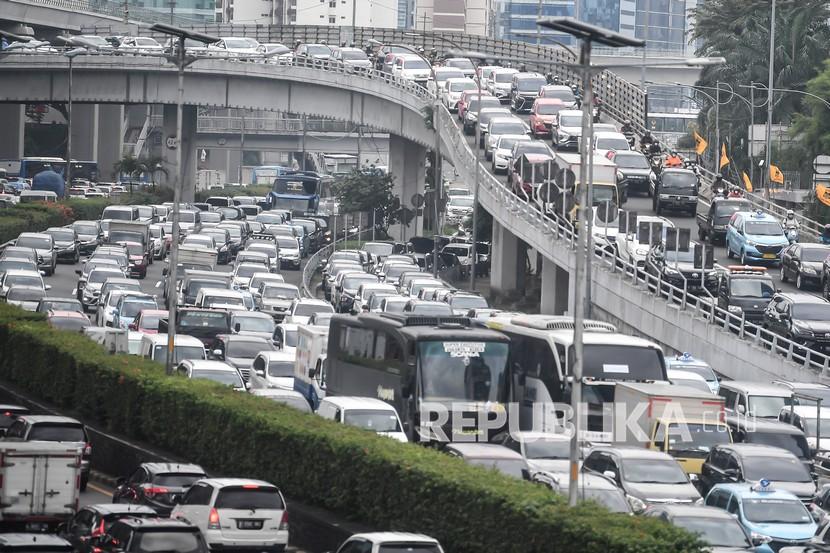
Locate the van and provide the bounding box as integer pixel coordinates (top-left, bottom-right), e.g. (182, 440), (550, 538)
(101, 205), (139, 222)
(294, 325), (328, 409)
(316, 396), (408, 442)
(718, 381), (793, 419)
(140, 333), (206, 365)
(19, 190), (58, 203)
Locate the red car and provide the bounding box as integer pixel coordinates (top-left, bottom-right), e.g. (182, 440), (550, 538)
(457, 89), (493, 121)
(510, 152), (554, 199)
(130, 308), (168, 334)
(529, 98), (566, 138)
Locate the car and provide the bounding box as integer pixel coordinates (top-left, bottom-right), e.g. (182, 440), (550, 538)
(130, 309), (167, 334)
(148, 224), (168, 260)
(249, 388), (311, 412)
(644, 238), (718, 295)
(170, 478), (289, 552)
(715, 265), (776, 324)
(112, 295), (158, 330)
(699, 443), (816, 501)
(331, 47), (372, 70)
(316, 396), (407, 442)
(532, 471), (631, 513)
(442, 77), (477, 112)
(140, 333), (207, 365)
(650, 168), (699, 216)
(378, 296), (408, 313)
(697, 197), (754, 245)
(0, 534), (72, 552)
(582, 446), (701, 508)
(401, 299), (453, 316)
(644, 504), (765, 552)
(763, 292), (830, 351)
(2, 415), (91, 489)
(208, 36), (261, 60)
(334, 272), (379, 313)
(36, 297), (83, 314)
(255, 282), (300, 321)
(461, 94), (503, 134)
(772, 380), (830, 407)
(60, 504), (157, 553)
(509, 72), (546, 113)
(229, 310), (276, 341)
(275, 236), (301, 269)
(47, 310), (92, 331)
(285, 298), (334, 325)
(490, 134), (531, 174)
(538, 84), (578, 105)
(96, 517), (208, 553)
(445, 443), (530, 478)
(486, 67), (518, 102)
(809, 485), (830, 527)
(295, 42), (332, 60)
(780, 243), (830, 290)
(5, 285), (48, 311)
(779, 405), (830, 454)
(593, 131), (631, 154)
(726, 210), (789, 266)
(249, 350), (296, 390)
(195, 288), (246, 311)
(97, 289), (145, 326)
(705, 482), (816, 551)
(492, 430), (570, 473)
(176, 359), (247, 391)
(210, 334), (276, 382)
(248, 272), (285, 293)
(665, 353), (719, 394)
(457, 89), (491, 121)
(719, 381), (793, 418)
(332, 533), (445, 553)
(117, 36), (163, 53)
(78, 268), (126, 311)
(607, 150), (652, 200)
(443, 57), (475, 78)
(112, 463), (208, 516)
(528, 98), (566, 138)
(44, 227), (80, 264)
(390, 53), (431, 87)
(244, 244), (278, 271)
(484, 117), (529, 159)
(14, 232), (56, 275)
(551, 109), (583, 150)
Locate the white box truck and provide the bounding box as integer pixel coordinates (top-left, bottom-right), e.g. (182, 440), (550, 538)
(535, 152), (619, 223)
(0, 442), (83, 530)
(294, 325), (329, 410)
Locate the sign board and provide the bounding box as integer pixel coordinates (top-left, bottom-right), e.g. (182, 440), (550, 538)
(814, 155), (830, 174)
(665, 227), (691, 252)
(618, 211), (636, 234)
(637, 221), (662, 246)
(411, 193), (425, 208)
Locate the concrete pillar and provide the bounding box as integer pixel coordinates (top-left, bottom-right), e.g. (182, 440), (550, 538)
(490, 218), (520, 294)
(97, 105), (124, 182)
(0, 104), (24, 161)
(162, 104), (197, 201)
(388, 134), (426, 241)
(70, 104), (98, 162)
(540, 257), (573, 315)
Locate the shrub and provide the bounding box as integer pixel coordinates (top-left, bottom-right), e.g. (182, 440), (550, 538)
(0, 303), (704, 553)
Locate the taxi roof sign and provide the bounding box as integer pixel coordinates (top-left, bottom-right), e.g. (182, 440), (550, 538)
(751, 479), (774, 492)
(727, 265), (768, 274)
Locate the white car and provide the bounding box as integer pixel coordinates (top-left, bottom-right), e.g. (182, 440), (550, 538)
(196, 288), (247, 311)
(331, 47), (372, 69)
(117, 36), (163, 54)
(427, 67), (464, 96)
(390, 53), (431, 87)
(593, 131), (632, 154)
(250, 350), (296, 390)
(249, 272), (285, 292)
(176, 359), (247, 392)
(316, 397), (408, 443)
(96, 289), (145, 327)
(333, 533), (444, 553)
(285, 298), (334, 326)
(614, 214), (675, 268)
(491, 134), (531, 173)
(208, 37), (262, 59)
(232, 263), (266, 290)
(443, 57), (476, 79)
(553, 109), (584, 151)
(445, 195), (474, 225)
(140, 333), (206, 364)
(275, 236), (301, 269)
(485, 117), (530, 160)
(442, 78), (477, 112)
(351, 283), (397, 314)
(486, 67), (519, 102)
(273, 322), (298, 357)
(246, 243), (279, 269)
(591, 205), (622, 251)
(171, 478), (289, 551)
(0, 269), (47, 298)
(5, 285), (47, 311)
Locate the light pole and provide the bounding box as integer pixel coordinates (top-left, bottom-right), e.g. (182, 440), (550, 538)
(470, 70), (483, 291)
(64, 48), (85, 190)
(764, 0), (776, 194)
(150, 23), (220, 375)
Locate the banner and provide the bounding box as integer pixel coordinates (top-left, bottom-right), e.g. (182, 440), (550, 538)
(741, 171), (753, 193)
(770, 164), (785, 184)
(719, 144), (729, 170)
(694, 131), (708, 155)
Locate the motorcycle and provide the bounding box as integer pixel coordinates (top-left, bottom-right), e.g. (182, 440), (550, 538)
(785, 226), (799, 244)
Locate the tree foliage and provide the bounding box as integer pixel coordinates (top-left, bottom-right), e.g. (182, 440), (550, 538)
(331, 168), (401, 229)
(792, 61), (830, 159)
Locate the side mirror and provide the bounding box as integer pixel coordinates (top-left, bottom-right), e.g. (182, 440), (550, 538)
(44, 284), (51, 291)
(603, 470), (617, 481)
(255, 369), (265, 377)
(212, 349), (223, 357)
(723, 468), (739, 480)
(736, 404), (746, 415)
(234, 323), (241, 332)
(128, 323), (137, 331)
(308, 367), (317, 379)
(75, 269), (82, 276)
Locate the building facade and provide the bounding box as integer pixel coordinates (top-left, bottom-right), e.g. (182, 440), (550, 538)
(414, 0), (495, 36)
(619, 0), (697, 52)
(291, 0), (398, 27)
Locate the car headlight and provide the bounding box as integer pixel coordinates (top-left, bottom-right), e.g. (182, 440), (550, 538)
(727, 305), (743, 314)
(745, 239), (758, 247)
(635, 247), (649, 256)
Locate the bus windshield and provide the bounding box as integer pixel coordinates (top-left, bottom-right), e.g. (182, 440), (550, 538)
(418, 340), (509, 402)
(272, 197), (313, 212)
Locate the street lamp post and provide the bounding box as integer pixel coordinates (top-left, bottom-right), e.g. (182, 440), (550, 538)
(764, 0), (776, 194)
(470, 73), (482, 291)
(150, 24), (220, 375)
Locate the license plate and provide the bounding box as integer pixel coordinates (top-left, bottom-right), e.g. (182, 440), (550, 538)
(762, 253), (776, 259)
(237, 520), (263, 530)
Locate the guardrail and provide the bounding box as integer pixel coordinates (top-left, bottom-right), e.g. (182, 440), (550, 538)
(301, 226), (379, 299)
(197, 116), (363, 135)
(437, 103), (830, 378)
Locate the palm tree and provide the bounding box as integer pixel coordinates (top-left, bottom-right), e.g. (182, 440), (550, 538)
(113, 154), (142, 181)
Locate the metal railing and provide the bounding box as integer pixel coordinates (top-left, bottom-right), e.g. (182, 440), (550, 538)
(197, 116), (362, 135)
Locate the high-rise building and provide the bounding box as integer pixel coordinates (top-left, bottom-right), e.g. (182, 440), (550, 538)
(290, 0), (398, 27)
(414, 0), (496, 36)
(215, 0), (287, 23)
(496, 0), (573, 44)
(128, 0), (216, 22)
(619, 0), (697, 52)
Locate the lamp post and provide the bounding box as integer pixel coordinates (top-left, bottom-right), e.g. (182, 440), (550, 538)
(150, 23), (221, 375)
(764, 0), (776, 194)
(63, 48), (85, 190)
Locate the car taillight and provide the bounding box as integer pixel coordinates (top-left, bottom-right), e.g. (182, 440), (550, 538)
(144, 486), (169, 498)
(84, 443), (92, 456)
(207, 507), (221, 530)
(91, 519), (106, 537)
(278, 511), (288, 531)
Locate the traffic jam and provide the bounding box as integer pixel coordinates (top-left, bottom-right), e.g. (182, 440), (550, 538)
(1, 36), (830, 553)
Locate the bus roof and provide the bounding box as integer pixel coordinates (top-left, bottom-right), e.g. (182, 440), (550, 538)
(338, 313), (510, 342)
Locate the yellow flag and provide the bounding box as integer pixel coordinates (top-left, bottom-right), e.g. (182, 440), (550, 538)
(742, 171), (753, 193)
(817, 184), (830, 207)
(770, 164), (784, 184)
(694, 131), (708, 155)
(719, 144), (729, 170)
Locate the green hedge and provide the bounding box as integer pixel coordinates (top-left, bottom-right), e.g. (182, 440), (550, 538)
(0, 303), (703, 553)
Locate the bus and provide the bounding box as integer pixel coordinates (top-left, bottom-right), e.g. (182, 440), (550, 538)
(326, 313), (511, 442)
(646, 111), (699, 149)
(484, 315), (667, 439)
(0, 158), (99, 181)
(267, 171), (333, 215)
(251, 165), (288, 186)
(320, 153), (358, 176)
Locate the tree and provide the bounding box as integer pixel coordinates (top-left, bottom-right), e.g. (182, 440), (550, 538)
(792, 61), (830, 160)
(331, 168), (400, 231)
(113, 154), (168, 185)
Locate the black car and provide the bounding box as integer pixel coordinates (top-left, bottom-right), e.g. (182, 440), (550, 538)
(763, 292), (830, 350)
(715, 266), (775, 323)
(113, 463), (208, 516)
(781, 243), (830, 290)
(644, 240), (718, 294)
(97, 518), (207, 553)
(0, 405), (28, 430)
(2, 415), (91, 489)
(609, 150), (651, 200)
(45, 227), (80, 264)
(651, 168), (699, 216)
(696, 197), (752, 245)
(60, 504), (157, 553)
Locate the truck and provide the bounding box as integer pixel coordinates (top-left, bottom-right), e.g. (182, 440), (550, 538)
(604, 381), (729, 475)
(82, 326), (130, 354)
(176, 246), (218, 271)
(0, 442), (83, 531)
(294, 324), (329, 409)
(534, 151), (618, 223)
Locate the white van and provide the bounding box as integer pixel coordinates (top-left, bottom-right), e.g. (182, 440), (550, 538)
(140, 333), (206, 364)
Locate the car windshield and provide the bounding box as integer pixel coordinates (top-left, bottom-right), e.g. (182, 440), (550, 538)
(228, 339), (271, 358)
(73, 222), (99, 234)
(138, 312), (163, 330)
(411, 303), (453, 315)
(136, 37), (159, 46)
(543, 88), (575, 101)
(450, 81), (476, 92)
(192, 369), (244, 388)
(495, 72), (514, 83)
(742, 455), (811, 481)
(517, 143), (552, 156)
(225, 38), (258, 48)
(150, 227), (162, 238)
(50, 316), (89, 331)
(673, 516), (751, 548)
(343, 409), (401, 432)
(748, 431), (809, 460)
(404, 58), (430, 69)
(154, 473), (204, 487)
(468, 458), (526, 478)
(443, 247), (470, 257)
(282, 328), (298, 347)
(363, 243), (394, 256)
(268, 360), (294, 377)
(201, 212), (222, 223)
(491, 121), (527, 135)
(663, 247), (696, 263)
(714, 201), (750, 219)
(277, 238), (298, 250)
(801, 247), (830, 262)
(0, 260), (36, 273)
(154, 345), (206, 363)
(612, 153), (649, 169)
(748, 395), (792, 418)
(468, 98), (501, 111)
(536, 103), (563, 115)
(8, 287), (45, 301)
(730, 278), (775, 298)
(341, 50), (367, 60)
(187, 280), (225, 296)
(295, 303), (332, 317)
(742, 498), (812, 524)
(215, 486), (283, 509)
(447, 59), (474, 70)
(307, 45), (331, 56)
(803, 417), (830, 438)
(497, 137), (524, 149)
(662, 423), (731, 453)
(17, 236), (51, 249)
(596, 137), (630, 151)
(343, 275), (378, 290)
(745, 220), (783, 236)
(122, 300), (156, 318)
(450, 295), (489, 309)
(263, 285), (299, 299)
(385, 265), (413, 279)
(793, 302), (830, 321)
(383, 299), (407, 312)
(235, 316), (275, 333)
(204, 295), (243, 308)
(450, 197), (474, 208)
(179, 212), (196, 223)
(580, 488), (629, 512)
(179, 311), (228, 329)
(559, 114), (582, 127)
(661, 172), (697, 191)
(89, 271), (121, 284)
(6, 275), (42, 288)
(29, 424), (85, 441)
(523, 438), (569, 459)
(518, 78), (545, 92)
(48, 230), (74, 241)
(235, 265), (260, 278)
(621, 458), (688, 484)
(42, 299), (82, 312)
(418, 340), (509, 402)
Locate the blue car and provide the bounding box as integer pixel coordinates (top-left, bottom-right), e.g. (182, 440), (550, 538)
(705, 481), (817, 551)
(726, 210), (789, 266)
(113, 295), (158, 330)
(664, 352), (719, 394)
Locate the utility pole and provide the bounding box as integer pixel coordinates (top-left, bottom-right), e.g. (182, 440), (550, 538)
(65, 54), (74, 190)
(639, 0), (649, 91)
(749, 83), (755, 186)
(763, 0), (776, 194)
(301, 114), (307, 171)
(715, 81), (720, 173)
(238, 109), (245, 184)
(169, 0), (175, 24)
